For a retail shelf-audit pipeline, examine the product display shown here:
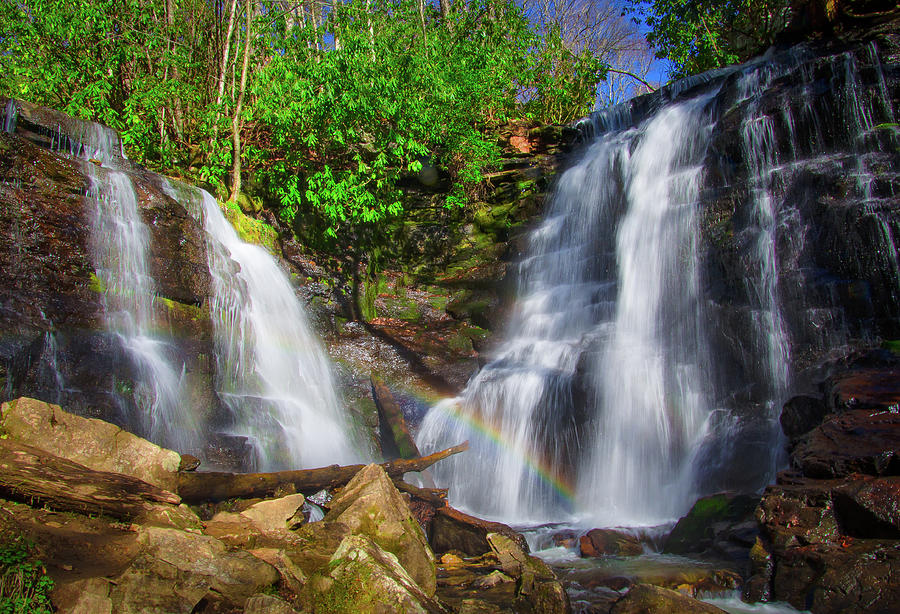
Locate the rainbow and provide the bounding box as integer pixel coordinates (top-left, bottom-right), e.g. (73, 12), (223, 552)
(429, 399), (577, 505)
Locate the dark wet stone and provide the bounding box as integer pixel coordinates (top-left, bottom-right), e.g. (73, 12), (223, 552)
(664, 493), (760, 557)
(780, 395), (829, 440)
(792, 409), (900, 478)
(579, 529), (643, 558)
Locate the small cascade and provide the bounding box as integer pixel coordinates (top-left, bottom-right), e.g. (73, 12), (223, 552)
(165, 181), (363, 470)
(2, 99), (17, 134)
(86, 159), (197, 453)
(36, 313), (67, 405)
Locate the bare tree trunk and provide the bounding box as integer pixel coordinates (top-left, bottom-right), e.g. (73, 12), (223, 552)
(230, 0), (253, 202)
(365, 0), (376, 62)
(212, 0), (239, 145)
(418, 0), (427, 43)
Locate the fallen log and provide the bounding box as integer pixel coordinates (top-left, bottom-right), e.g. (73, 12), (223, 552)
(0, 439), (181, 520)
(393, 480), (449, 508)
(177, 441), (468, 503)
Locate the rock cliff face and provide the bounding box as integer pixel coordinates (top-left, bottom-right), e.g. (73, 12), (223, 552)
(0, 100), (220, 443)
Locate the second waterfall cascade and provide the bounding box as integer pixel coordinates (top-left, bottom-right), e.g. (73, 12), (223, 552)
(166, 181), (364, 471)
(2, 102), (365, 470)
(417, 88), (725, 526)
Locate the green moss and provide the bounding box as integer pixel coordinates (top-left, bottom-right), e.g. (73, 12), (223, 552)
(222, 199), (279, 254)
(155, 296), (205, 322)
(447, 332), (473, 354)
(380, 295), (420, 321)
(88, 272), (106, 294)
(882, 340), (900, 355)
(360, 277), (378, 322)
(309, 563), (376, 614)
(426, 294), (449, 311)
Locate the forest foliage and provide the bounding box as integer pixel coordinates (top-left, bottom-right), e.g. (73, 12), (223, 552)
(630, 0), (793, 77)
(0, 0), (653, 236)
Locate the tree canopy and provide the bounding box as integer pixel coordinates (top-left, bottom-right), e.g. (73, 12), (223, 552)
(630, 0), (792, 78)
(0, 0), (659, 237)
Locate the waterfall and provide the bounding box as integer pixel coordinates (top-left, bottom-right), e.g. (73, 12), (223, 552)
(164, 181), (363, 470)
(419, 90), (723, 525)
(13, 105), (362, 467)
(417, 42), (899, 526)
(83, 138), (197, 453)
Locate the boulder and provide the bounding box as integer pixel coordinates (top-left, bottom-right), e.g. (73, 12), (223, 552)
(792, 409), (900, 478)
(51, 578), (114, 614)
(240, 493), (307, 532)
(325, 463), (436, 596)
(0, 397), (181, 492)
(485, 532), (569, 613)
(610, 584), (727, 614)
(486, 533), (554, 581)
(752, 472), (900, 612)
(244, 594), (302, 614)
(826, 367), (900, 412)
(780, 395), (828, 440)
(768, 539), (900, 613)
(833, 476), (900, 538)
(663, 493), (760, 556)
(429, 505), (529, 556)
(580, 528), (643, 557)
(249, 547), (308, 595)
(302, 534), (446, 614)
(106, 526), (279, 613)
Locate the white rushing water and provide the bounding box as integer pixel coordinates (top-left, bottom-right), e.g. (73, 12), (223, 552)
(418, 89), (724, 525)
(84, 142), (197, 453)
(418, 42), (900, 527)
(166, 182), (363, 470)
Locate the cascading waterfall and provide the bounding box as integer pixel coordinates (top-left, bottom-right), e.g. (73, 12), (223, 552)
(418, 90), (724, 525)
(577, 91), (721, 525)
(164, 181), (363, 470)
(4, 98), (362, 467)
(84, 140), (197, 453)
(418, 42), (899, 526)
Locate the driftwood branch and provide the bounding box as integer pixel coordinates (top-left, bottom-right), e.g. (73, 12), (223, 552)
(177, 442), (469, 503)
(0, 439), (181, 520)
(606, 68), (656, 92)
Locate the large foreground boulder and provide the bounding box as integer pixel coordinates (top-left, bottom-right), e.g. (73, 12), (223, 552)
(0, 397), (181, 492)
(325, 463), (437, 596)
(303, 534), (446, 614)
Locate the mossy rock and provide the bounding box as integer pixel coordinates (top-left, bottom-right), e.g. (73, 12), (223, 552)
(882, 339), (900, 355)
(380, 295), (421, 322)
(663, 493), (759, 555)
(222, 200), (279, 254)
